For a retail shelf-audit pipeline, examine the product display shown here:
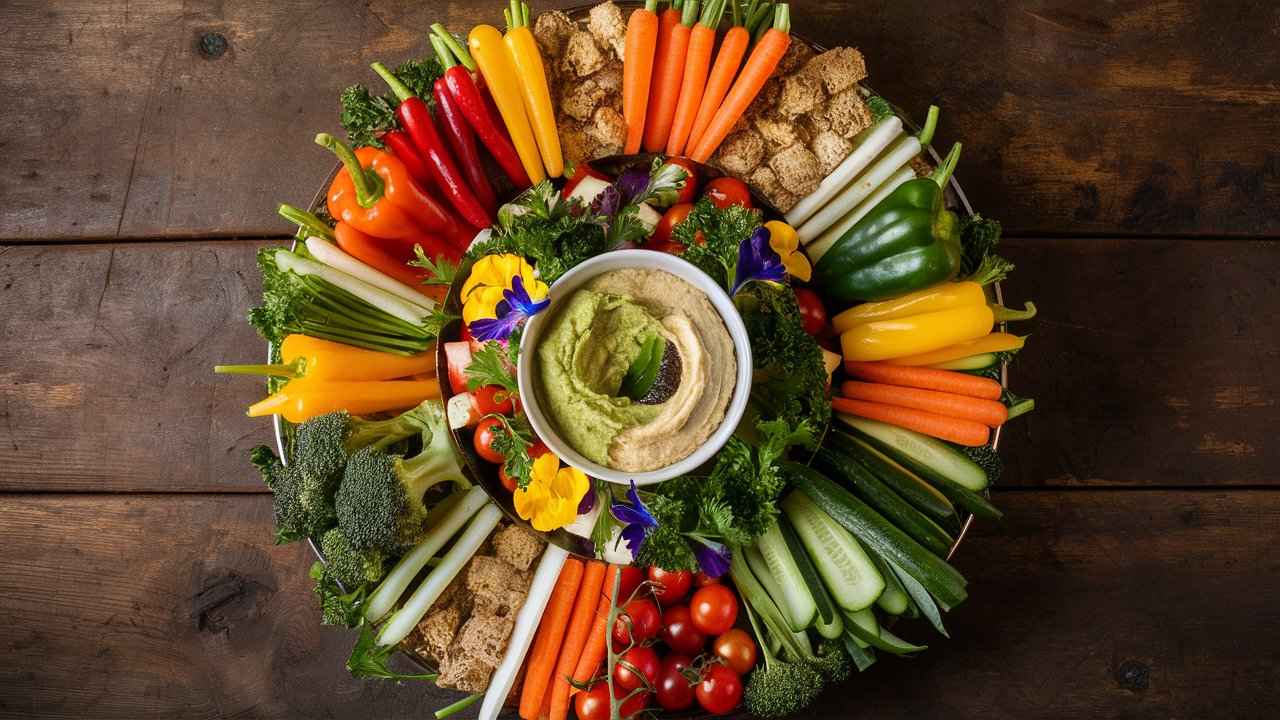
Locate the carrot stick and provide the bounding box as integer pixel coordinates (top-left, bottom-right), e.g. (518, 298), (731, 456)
(844, 361), (1003, 400)
(689, 3), (790, 162)
(841, 381), (1009, 427)
(642, 0), (698, 152)
(547, 563), (611, 720)
(622, 0), (661, 154)
(519, 558), (585, 720)
(833, 396), (991, 447)
(564, 566), (620, 705)
(685, 18), (748, 153)
(666, 0), (723, 156)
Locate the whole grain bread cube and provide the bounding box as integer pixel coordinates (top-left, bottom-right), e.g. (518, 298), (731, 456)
(533, 10), (577, 58)
(823, 87), (874, 139)
(776, 38), (816, 76)
(413, 602), (464, 666)
(563, 78), (606, 122)
(712, 129), (765, 176)
(492, 523), (544, 572)
(910, 155), (935, 178)
(751, 77), (783, 116)
(806, 48), (868, 96)
(588, 2), (627, 50)
(747, 165), (782, 198)
(589, 106), (627, 156)
(565, 31), (606, 77)
(754, 115), (800, 150)
(593, 64), (623, 94)
(812, 130), (854, 175)
(465, 556), (531, 615)
(769, 144), (822, 197)
(451, 612), (515, 669)
(778, 74), (824, 118)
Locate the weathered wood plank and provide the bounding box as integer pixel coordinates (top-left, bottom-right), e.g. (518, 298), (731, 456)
(2, 237), (1276, 491)
(1, 1), (1277, 240)
(1, 491), (1276, 719)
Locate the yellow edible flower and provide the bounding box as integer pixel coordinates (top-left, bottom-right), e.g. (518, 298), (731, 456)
(461, 254), (548, 325)
(765, 220), (811, 282)
(513, 452), (590, 532)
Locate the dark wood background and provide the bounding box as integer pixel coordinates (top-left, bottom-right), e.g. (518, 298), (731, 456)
(2, 1), (1277, 718)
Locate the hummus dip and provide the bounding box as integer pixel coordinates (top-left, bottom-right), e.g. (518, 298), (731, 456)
(535, 268), (737, 472)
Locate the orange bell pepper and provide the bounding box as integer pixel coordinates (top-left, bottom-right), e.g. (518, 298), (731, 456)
(216, 334), (436, 383)
(247, 377), (442, 424)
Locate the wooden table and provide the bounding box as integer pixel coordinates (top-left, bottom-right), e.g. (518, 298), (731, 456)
(2, 1), (1277, 717)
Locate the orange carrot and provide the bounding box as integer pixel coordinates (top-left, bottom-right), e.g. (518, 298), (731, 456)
(519, 558), (585, 720)
(685, 22), (748, 154)
(833, 396), (991, 447)
(689, 3), (791, 162)
(643, 1), (698, 152)
(844, 361), (1003, 400)
(841, 381), (1009, 427)
(547, 562), (611, 720)
(622, 1), (661, 154)
(666, 0), (724, 155)
(566, 566), (621, 703)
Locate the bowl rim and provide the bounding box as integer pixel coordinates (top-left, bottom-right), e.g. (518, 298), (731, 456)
(516, 249), (756, 486)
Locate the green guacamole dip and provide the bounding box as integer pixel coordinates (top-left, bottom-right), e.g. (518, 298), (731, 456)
(535, 288), (666, 465)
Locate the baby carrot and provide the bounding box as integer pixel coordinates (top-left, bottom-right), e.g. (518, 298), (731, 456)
(841, 381), (1009, 427)
(689, 3), (791, 162)
(547, 562), (611, 720)
(844, 361), (1004, 400)
(666, 0), (723, 156)
(519, 558), (585, 720)
(685, 18), (749, 153)
(622, 0), (661, 154)
(563, 566), (620, 714)
(643, 0), (698, 152)
(832, 396), (991, 447)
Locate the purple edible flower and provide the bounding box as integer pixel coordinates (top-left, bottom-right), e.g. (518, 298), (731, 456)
(578, 485), (597, 515)
(614, 167), (652, 204)
(730, 226), (787, 296)
(469, 275), (550, 342)
(610, 480), (658, 555)
(692, 538), (731, 578)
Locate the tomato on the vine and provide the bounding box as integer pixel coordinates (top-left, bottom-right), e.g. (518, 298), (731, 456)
(660, 605), (706, 655)
(650, 202), (701, 246)
(690, 584), (738, 635)
(713, 628), (758, 675)
(655, 654), (697, 711)
(472, 417), (506, 464)
(576, 683), (649, 720)
(613, 645), (661, 691)
(793, 287), (830, 337)
(696, 663), (743, 715)
(612, 598), (661, 646)
(664, 157), (699, 204)
(648, 567), (693, 605)
(703, 177), (752, 209)
(617, 565), (645, 601)
(473, 384), (515, 415)
(498, 464), (518, 492)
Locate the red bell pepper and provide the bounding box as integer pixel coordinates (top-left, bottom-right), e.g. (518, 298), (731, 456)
(371, 62), (492, 230)
(430, 35), (498, 215)
(382, 129), (435, 191)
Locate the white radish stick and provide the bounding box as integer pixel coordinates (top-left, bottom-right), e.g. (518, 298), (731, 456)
(796, 135), (922, 245)
(304, 236), (436, 312)
(805, 165), (917, 264)
(785, 117), (903, 227)
(273, 250), (434, 326)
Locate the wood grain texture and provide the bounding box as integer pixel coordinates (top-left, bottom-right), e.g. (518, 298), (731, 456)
(1, 491), (1276, 719)
(2, 1), (1278, 240)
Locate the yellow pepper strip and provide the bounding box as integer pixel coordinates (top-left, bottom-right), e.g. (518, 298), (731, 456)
(887, 332), (1026, 367)
(215, 334), (435, 382)
(470, 24), (546, 184)
(841, 304), (994, 362)
(833, 281), (987, 334)
(765, 220), (811, 281)
(247, 378), (441, 424)
(504, 1), (563, 177)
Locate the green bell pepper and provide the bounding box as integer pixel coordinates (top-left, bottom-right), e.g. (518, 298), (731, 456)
(813, 142), (964, 304)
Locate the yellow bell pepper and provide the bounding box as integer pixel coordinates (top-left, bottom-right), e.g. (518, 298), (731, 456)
(470, 24), (546, 184)
(833, 281), (986, 334)
(887, 332), (1027, 367)
(504, 1), (563, 177)
(841, 304), (994, 362)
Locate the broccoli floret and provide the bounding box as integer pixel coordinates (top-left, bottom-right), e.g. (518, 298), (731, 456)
(310, 560), (368, 627)
(959, 214), (1014, 285)
(810, 640), (852, 683)
(744, 657), (824, 718)
(295, 407), (431, 495)
(335, 402), (470, 553)
(250, 445), (323, 543)
(320, 527), (387, 588)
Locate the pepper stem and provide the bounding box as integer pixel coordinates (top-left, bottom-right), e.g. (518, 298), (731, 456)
(990, 300), (1038, 322)
(430, 35), (455, 70)
(277, 203), (335, 241)
(213, 359), (306, 379)
(370, 61), (415, 102)
(315, 133), (385, 209)
(931, 141), (962, 188)
(917, 105), (940, 147)
(431, 24), (476, 72)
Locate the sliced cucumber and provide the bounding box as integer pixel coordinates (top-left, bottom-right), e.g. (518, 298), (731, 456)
(869, 553), (909, 615)
(930, 352), (999, 371)
(781, 491), (884, 612)
(755, 522), (817, 631)
(838, 414), (988, 491)
(813, 447), (955, 557)
(844, 608), (927, 655)
(744, 546), (790, 623)
(777, 514), (837, 629)
(827, 431), (958, 527)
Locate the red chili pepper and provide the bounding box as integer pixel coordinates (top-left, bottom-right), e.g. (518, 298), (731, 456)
(371, 62), (492, 230)
(429, 37), (497, 215)
(431, 23), (531, 189)
(382, 129), (434, 191)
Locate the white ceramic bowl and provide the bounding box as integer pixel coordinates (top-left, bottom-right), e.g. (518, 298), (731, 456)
(517, 250), (754, 486)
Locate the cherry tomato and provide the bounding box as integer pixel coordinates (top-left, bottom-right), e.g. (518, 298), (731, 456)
(528, 440), (550, 458)
(612, 598), (661, 646)
(473, 384), (515, 415)
(712, 628), (758, 675)
(794, 287), (830, 337)
(651, 202), (699, 245)
(648, 567), (693, 605)
(661, 605), (706, 655)
(498, 464), (517, 492)
(664, 157), (699, 204)
(617, 565), (645, 601)
(690, 584), (739, 635)
(472, 417), (506, 464)
(562, 164), (608, 197)
(614, 645), (661, 691)
(695, 663), (743, 715)
(703, 177), (753, 209)
(693, 571), (721, 588)
(577, 683), (651, 720)
(655, 654), (696, 711)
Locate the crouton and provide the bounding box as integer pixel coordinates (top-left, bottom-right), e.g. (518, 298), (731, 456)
(769, 144), (823, 197)
(593, 64), (623, 94)
(492, 523), (544, 572)
(712, 129), (765, 176)
(413, 602), (464, 666)
(799, 112), (832, 136)
(812, 130), (854, 175)
(559, 120), (595, 169)
(775, 39), (815, 76)
(533, 10), (577, 59)
(823, 87), (874, 139)
(437, 610), (516, 693)
(465, 555), (531, 616)
(565, 31), (606, 77)
(770, 189), (800, 213)
(589, 106), (627, 156)
(751, 77), (783, 115)
(777, 74), (823, 118)
(806, 47), (868, 96)
(754, 115), (800, 150)
(588, 2), (627, 49)
(747, 166), (782, 198)
(563, 78), (606, 121)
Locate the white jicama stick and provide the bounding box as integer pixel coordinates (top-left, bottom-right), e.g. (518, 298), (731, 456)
(375, 502), (502, 647)
(477, 543), (570, 720)
(805, 165), (917, 264)
(274, 249), (432, 326)
(363, 486), (490, 623)
(304, 236), (435, 313)
(797, 134), (923, 245)
(785, 117), (904, 228)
